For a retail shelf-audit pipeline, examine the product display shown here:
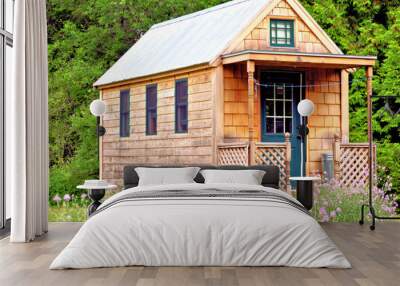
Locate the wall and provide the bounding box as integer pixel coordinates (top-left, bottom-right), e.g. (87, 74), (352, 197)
(306, 69), (341, 174)
(232, 0), (330, 54)
(223, 64), (249, 141)
(100, 68), (215, 186)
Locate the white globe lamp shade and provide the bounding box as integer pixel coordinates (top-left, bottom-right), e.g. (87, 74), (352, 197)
(297, 99), (315, 117)
(90, 99), (106, 116)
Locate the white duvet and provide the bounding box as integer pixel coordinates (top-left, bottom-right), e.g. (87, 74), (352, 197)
(50, 183), (351, 269)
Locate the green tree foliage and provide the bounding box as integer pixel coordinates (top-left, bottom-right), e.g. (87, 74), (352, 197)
(47, 0), (400, 199)
(302, 0), (400, 195)
(47, 0), (228, 199)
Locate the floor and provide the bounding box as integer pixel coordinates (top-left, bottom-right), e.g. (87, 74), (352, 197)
(0, 222), (399, 286)
(0, 219), (10, 239)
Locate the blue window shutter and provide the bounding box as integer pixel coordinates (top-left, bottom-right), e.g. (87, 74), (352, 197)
(146, 84), (157, 135)
(175, 78), (188, 133)
(120, 89), (130, 137)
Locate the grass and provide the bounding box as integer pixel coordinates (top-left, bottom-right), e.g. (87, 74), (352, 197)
(48, 195), (90, 222)
(48, 205), (88, 222)
(48, 191), (118, 222)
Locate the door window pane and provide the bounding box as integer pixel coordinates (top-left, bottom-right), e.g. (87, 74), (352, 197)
(285, 119), (292, 133)
(266, 119), (274, 133)
(275, 85), (284, 99)
(285, 101), (292, 116)
(265, 100), (274, 116)
(276, 118), (284, 133)
(276, 101), (283, 116)
(264, 83), (294, 134)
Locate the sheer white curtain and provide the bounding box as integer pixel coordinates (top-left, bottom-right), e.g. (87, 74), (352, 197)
(10, 0), (49, 242)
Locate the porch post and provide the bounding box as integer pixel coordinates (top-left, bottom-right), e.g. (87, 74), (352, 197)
(284, 133), (291, 193)
(340, 70), (349, 143)
(333, 134), (341, 180)
(366, 66), (373, 205)
(247, 61), (255, 165)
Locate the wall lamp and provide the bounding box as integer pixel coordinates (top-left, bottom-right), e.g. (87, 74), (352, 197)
(90, 99), (106, 178)
(297, 99), (315, 139)
(90, 99), (106, 137)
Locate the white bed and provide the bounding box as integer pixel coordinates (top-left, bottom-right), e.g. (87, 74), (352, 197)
(50, 183), (351, 269)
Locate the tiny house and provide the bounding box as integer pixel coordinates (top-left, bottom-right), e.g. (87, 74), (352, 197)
(94, 0), (376, 190)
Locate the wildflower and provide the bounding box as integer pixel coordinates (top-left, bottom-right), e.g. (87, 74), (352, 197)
(321, 215), (330, 222)
(329, 211), (337, 218)
(63, 194), (71, 202)
(336, 207), (342, 213)
(81, 193), (87, 200)
(319, 207), (327, 215)
(53, 194), (61, 204)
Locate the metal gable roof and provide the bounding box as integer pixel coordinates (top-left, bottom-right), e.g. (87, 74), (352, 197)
(94, 0), (271, 87)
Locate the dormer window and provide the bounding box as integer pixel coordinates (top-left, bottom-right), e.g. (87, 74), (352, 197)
(270, 19), (294, 47)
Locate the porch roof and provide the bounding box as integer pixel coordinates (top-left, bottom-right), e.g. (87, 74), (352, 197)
(222, 50), (376, 68)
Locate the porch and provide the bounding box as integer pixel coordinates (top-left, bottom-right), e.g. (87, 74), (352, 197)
(217, 136), (375, 192)
(216, 50), (377, 192)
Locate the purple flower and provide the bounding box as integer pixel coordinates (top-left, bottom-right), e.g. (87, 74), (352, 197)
(319, 207), (327, 215)
(329, 211), (337, 218)
(53, 194), (61, 204)
(63, 194), (71, 202)
(321, 215), (330, 222)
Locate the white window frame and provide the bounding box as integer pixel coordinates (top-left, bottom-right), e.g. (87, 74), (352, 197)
(0, 0), (14, 232)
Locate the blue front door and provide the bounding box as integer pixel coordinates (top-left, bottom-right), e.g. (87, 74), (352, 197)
(260, 71), (305, 178)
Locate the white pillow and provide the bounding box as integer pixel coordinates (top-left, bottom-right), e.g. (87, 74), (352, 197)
(200, 169), (266, 185)
(135, 167), (200, 186)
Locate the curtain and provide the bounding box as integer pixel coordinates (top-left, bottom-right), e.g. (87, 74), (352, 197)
(10, 0), (49, 242)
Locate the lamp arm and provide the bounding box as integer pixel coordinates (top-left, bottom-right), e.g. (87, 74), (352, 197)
(96, 116), (106, 137)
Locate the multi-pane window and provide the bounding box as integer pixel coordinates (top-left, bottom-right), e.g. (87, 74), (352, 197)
(146, 84), (157, 135)
(175, 79), (188, 133)
(1, 0), (15, 229)
(270, 19), (294, 47)
(264, 84), (293, 134)
(119, 89), (130, 137)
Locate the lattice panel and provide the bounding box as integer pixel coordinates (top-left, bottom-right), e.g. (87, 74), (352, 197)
(217, 144), (249, 166)
(339, 144), (376, 187)
(254, 145), (288, 190)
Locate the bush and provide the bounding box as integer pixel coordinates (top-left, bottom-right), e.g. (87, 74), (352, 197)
(312, 178), (397, 222)
(49, 109), (99, 202)
(376, 142), (400, 207)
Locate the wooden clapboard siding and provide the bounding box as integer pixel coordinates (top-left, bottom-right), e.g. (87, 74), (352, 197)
(232, 0), (329, 54)
(100, 68), (215, 186)
(306, 69), (341, 175)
